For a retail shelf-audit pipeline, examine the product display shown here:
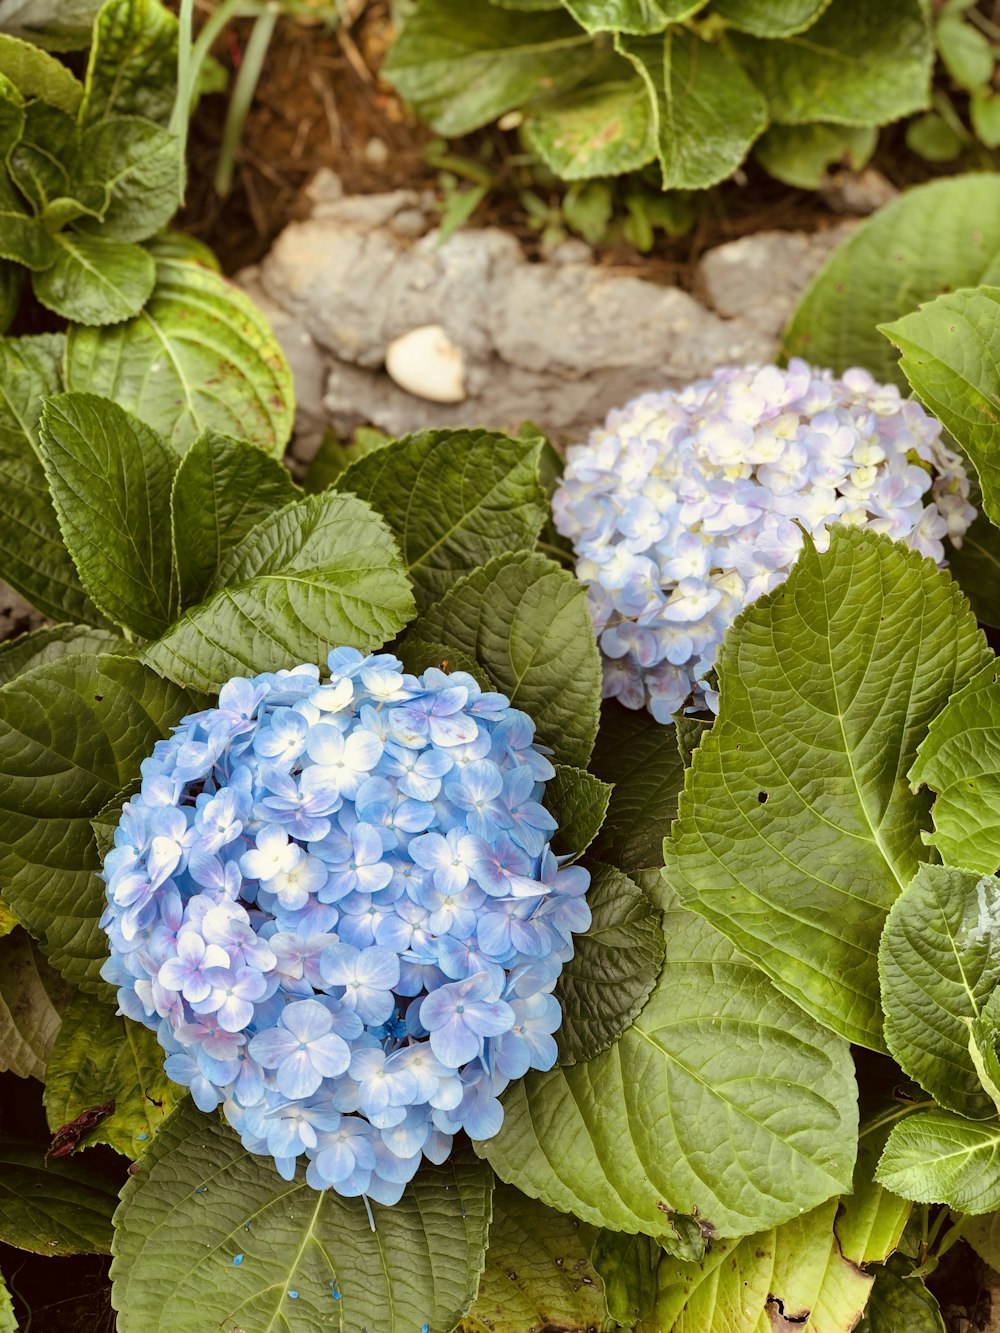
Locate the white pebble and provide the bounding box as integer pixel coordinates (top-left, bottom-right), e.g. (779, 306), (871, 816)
(385, 324), (466, 404)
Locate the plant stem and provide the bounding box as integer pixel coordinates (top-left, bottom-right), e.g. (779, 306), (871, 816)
(215, 4), (280, 196)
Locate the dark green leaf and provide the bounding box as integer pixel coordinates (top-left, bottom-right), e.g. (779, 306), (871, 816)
(76, 117), (179, 243)
(0, 258), (22, 333)
(730, 0), (932, 127)
(0, 928), (72, 1080)
(459, 1185), (612, 1333)
(856, 1255), (946, 1333)
(877, 1107), (1000, 1213)
(65, 256), (294, 455)
(946, 508), (1000, 628)
(303, 426), (390, 494)
(590, 702), (687, 873)
(783, 175), (1000, 384)
(545, 764), (612, 858)
(0, 653), (203, 987)
(554, 859), (664, 1064)
(170, 429), (299, 608)
(879, 863), (1000, 1118)
(665, 526), (989, 1051)
(0, 32), (83, 112)
(143, 492), (416, 693)
(44, 991), (178, 1157)
(39, 393), (178, 638)
(383, 0), (598, 136)
(8, 101), (83, 216)
(0, 625), (126, 687)
(394, 637), (493, 691)
(481, 896), (857, 1240)
(33, 231), (155, 325)
(110, 1100), (493, 1333)
(618, 28), (768, 189)
(0, 1136), (120, 1255)
(338, 428), (547, 610)
(713, 0), (831, 37)
(0, 334), (106, 624)
(79, 0), (180, 127)
(0, 172), (58, 270)
(416, 551), (602, 768)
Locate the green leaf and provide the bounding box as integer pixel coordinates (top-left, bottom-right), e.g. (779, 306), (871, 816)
(0, 1136), (120, 1255)
(553, 859), (664, 1064)
(643, 1198), (873, 1333)
(0, 0), (103, 52)
(521, 59), (656, 179)
(965, 1208), (1000, 1270)
(856, 1255), (946, 1333)
(941, 508), (1000, 630)
(0, 1270), (14, 1332)
(0, 653), (203, 987)
(881, 287), (1000, 526)
(0, 928), (72, 1080)
(972, 91), (1000, 149)
(562, 0), (706, 35)
(416, 551), (602, 768)
(876, 1107), (1000, 1213)
(713, 0), (831, 37)
(665, 526), (989, 1051)
(969, 999), (1000, 1116)
(303, 425), (390, 493)
(0, 32), (83, 112)
(33, 231), (155, 325)
(110, 1099), (493, 1333)
(835, 1099), (912, 1265)
(338, 428), (547, 611)
(383, 0), (598, 136)
(395, 638), (493, 691)
(755, 121), (876, 188)
(481, 896), (857, 1240)
(905, 110), (964, 162)
(909, 660), (1000, 873)
(591, 1231), (662, 1325)
(65, 256), (294, 456)
(0, 625), (126, 687)
(459, 1184), (612, 1333)
(591, 702), (687, 873)
(782, 175), (1000, 384)
(44, 991), (177, 1158)
(144, 229), (220, 271)
(617, 29), (768, 190)
(80, 0), (179, 127)
(143, 491), (416, 693)
(0, 901), (15, 938)
(0, 174), (56, 271)
(76, 117), (179, 243)
(0, 334), (106, 625)
(39, 393), (178, 639)
(170, 429), (299, 608)
(937, 13), (994, 92)
(730, 0), (932, 127)
(545, 764), (612, 858)
(7, 101), (82, 215)
(879, 863), (1000, 1118)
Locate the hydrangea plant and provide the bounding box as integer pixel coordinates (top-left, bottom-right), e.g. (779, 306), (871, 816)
(554, 359), (976, 720)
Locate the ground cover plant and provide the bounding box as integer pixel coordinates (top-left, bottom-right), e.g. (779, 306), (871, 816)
(6, 5), (1000, 1332)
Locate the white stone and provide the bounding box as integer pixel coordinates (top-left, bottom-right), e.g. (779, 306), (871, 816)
(385, 324), (467, 404)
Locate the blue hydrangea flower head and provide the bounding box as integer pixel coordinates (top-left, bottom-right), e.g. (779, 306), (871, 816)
(100, 652), (589, 1202)
(552, 360), (977, 721)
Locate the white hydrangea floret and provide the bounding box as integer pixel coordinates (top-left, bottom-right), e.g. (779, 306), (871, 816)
(552, 359), (977, 723)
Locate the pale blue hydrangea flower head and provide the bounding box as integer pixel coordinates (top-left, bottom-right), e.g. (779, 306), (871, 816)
(99, 650), (589, 1202)
(552, 360), (977, 721)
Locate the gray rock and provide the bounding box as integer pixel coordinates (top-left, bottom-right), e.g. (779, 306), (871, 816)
(245, 172), (862, 451)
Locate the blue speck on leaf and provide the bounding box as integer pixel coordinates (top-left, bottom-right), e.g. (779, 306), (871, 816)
(233, 1254), (244, 1266)
(289, 1291), (299, 1300)
(136, 1133), (149, 1142)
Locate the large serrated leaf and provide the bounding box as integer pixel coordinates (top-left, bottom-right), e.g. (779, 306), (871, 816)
(880, 287), (1000, 527)
(713, 0), (831, 38)
(879, 864), (1000, 1119)
(76, 116), (179, 243)
(338, 428), (547, 610)
(43, 990), (177, 1157)
(459, 1184), (613, 1333)
(553, 859), (663, 1064)
(0, 928), (72, 1080)
(782, 175), (1000, 384)
(545, 763), (612, 858)
(33, 230), (155, 325)
(730, 0), (931, 127)
(39, 393), (178, 639)
(909, 660), (1000, 872)
(877, 1107), (1000, 1214)
(110, 1099), (493, 1333)
(170, 429), (299, 608)
(0, 625), (126, 687)
(143, 491), (416, 692)
(416, 551), (602, 769)
(521, 60), (656, 179)
(665, 526), (989, 1051)
(617, 28), (768, 190)
(0, 1136), (121, 1254)
(856, 1256), (946, 1333)
(0, 653), (203, 987)
(0, 334), (106, 624)
(481, 896), (857, 1240)
(80, 0), (179, 127)
(0, 32), (83, 111)
(383, 0), (598, 136)
(65, 256), (294, 455)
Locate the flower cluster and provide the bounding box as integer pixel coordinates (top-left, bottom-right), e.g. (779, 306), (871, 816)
(552, 360), (977, 721)
(100, 650), (590, 1202)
